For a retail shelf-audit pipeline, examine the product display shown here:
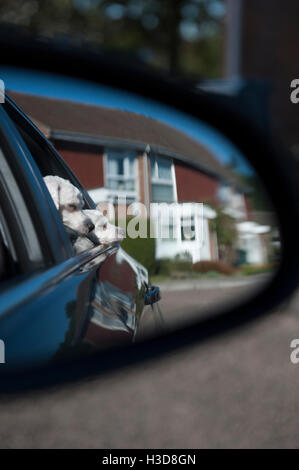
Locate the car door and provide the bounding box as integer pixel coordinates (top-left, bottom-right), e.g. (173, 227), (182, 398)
(0, 101), (146, 372)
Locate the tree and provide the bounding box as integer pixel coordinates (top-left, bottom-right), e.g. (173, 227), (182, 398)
(0, 0), (226, 77)
(210, 205), (238, 265)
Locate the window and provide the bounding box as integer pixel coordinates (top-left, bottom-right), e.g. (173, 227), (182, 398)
(106, 150), (136, 191)
(150, 155), (175, 203)
(181, 216), (196, 241)
(0, 144), (43, 287)
(161, 223), (177, 240)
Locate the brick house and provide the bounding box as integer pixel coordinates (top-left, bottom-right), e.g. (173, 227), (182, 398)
(9, 90), (257, 264)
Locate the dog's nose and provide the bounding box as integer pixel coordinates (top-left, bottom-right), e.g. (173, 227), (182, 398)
(87, 221), (95, 233)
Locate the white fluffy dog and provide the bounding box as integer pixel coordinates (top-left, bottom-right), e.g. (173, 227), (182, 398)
(44, 175), (94, 235)
(74, 209), (125, 253)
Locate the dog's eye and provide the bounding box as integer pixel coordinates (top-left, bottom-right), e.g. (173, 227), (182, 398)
(68, 204), (77, 211)
(103, 223), (108, 230)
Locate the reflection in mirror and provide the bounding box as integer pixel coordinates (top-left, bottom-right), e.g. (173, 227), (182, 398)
(0, 67), (281, 369)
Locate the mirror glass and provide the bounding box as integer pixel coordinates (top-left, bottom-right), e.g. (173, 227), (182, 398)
(0, 67), (281, 370)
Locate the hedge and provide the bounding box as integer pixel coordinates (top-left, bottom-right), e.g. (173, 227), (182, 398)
(117, 217), (156, 275)
(155, 255), (193, 276)
(192, 260), (237, 275)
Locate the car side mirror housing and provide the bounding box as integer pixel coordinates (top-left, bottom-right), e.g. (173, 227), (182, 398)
(0, 35), (298, 393)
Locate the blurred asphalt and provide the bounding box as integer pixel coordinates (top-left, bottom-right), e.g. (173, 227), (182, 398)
(0, 287), (299, 448)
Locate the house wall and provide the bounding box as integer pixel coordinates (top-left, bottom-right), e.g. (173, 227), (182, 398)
(175, 161), (219, 203)
(53, 141), (104, 189)
(52, 140), (221, 263)
(59, 149), (104, 189)
(238, 233), (267, 265)
(53, 141), (219, 207)
(153, 202), (214, 263)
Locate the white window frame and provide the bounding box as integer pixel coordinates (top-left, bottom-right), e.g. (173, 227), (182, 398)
(150, 155), (177, 203)
(180, 215), (196, 242)
(104, 150), (138, 201)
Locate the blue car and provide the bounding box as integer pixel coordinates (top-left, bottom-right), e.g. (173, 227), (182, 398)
(0, 93), (148, 371)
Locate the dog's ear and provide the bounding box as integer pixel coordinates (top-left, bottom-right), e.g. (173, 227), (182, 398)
(43, 176), (60, 210)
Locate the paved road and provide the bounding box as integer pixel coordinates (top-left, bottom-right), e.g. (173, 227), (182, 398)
(139, 275), (269, 336)
(0, 286), (299, 448)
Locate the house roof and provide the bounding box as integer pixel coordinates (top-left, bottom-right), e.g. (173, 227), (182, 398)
(8, 90), (245, 188)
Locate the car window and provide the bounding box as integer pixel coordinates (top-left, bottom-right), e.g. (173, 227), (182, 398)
(0, 205), (18, 285)
(0, 144), (43, 290)
(2, 100), (100, 257)
(14, 127), (90, 255)
(4, 100), (94, 208)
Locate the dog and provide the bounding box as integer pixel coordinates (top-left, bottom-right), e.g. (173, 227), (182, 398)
(44, 175), (125, 253)
(73, 209), (125, 253)
(44, 175), (94, 235)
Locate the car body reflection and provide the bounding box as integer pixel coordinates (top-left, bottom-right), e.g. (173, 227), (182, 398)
(83, 247), (148, 349)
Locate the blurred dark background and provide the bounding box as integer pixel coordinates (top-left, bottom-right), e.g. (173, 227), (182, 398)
(1, 0), (299, 158)
(0, 0), (225, 77)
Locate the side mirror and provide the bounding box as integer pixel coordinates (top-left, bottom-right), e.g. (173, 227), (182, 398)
(0, 36), (298, 392)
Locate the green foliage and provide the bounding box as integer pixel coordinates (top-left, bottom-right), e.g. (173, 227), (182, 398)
(180, 28), (224, 78)
(210, 207), (238, 264)
(239, 264), (274, 276)
(155, 255), (193, 276)
(155, 258), (171, 276)
(116, 218), (193, 277)
(210, 207), (237, 248)
(242, 174), (272, 211)
(117, 217), (156, 275)
(0, 0), (226, 78)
